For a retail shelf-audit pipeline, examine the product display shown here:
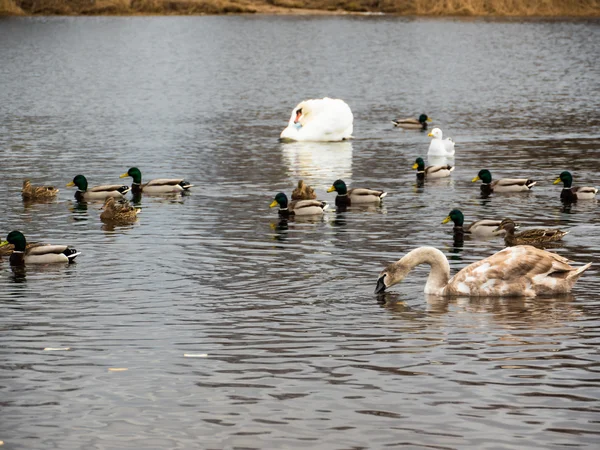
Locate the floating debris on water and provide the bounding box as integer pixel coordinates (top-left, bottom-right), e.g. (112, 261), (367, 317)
(44, 347), (70, 351)
(184, 353), (208, 358)
(108, 368), (128, 372)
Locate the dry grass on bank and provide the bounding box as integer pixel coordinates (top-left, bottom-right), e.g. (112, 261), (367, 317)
(1, 0), (599, 16)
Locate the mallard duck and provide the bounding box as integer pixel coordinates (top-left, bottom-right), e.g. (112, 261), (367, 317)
(375, 245), (590, 297)
(120, 167), (193, 195)
(280, 97), (353, 142)
(327, 179), (387, 208)
(472, 169), (536, 195)
(270, 192), (328, 217)
(291, 180), (317, 200)
(392, 114), (431, 130)
(495, 219), (568, 246)
(5, 231), (80, 265)
(553, 171), (598, 202)
(412, 157), (454, 180)
(442, 209), (508, 238)
(100, 197), (141, 223)
(21, 180), (59, 201)
(427, 128), (455, 156)
(0, 239), (46, 257)
(67, 175), (130, 202)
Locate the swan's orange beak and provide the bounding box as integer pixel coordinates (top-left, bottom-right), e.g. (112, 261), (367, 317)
(294, 110), (302, 124)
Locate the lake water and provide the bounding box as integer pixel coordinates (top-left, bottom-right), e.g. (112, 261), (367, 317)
(1, 15), (599, 449)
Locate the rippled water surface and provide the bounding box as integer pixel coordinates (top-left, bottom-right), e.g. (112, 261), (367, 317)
(1, 16), (600, 449)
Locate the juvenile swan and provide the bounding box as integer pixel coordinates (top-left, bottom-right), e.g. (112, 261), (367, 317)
(375, 246), (590, 297)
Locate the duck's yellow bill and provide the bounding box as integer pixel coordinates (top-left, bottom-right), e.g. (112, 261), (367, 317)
(269, 200), (278, 208)
(441, 216), (451, 224)
(427, 117), (432, 122)
(327, 186), (336, 193)
(553, 178), (561, 185)
(0, 240), (8, 246)
(471, 176), (480, 182)
(119, 173), (129, 178)
(66, 181), (75, 187)
(427, 132), (433, 137)
(412, 163), (419, 170)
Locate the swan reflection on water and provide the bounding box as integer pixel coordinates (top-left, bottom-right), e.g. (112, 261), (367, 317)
(281, 140), (353, 189)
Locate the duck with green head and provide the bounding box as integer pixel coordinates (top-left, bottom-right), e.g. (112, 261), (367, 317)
(327, 179), (387, 209)
(270, 192), (328, 217)
(495, 218), (567, 247)
(472, 169), (536, 196)
(553, 171), (598, 202)
(67, 174), (130, 202)
(392, 113), (432, 130)
(5, 231), (80, 265)
(412, 157), (454, 180)
(120, 167), (194, 195)
(442, 209), (509, 239)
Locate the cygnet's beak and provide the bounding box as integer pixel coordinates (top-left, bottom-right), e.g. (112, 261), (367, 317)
(375, 275), (387, 294)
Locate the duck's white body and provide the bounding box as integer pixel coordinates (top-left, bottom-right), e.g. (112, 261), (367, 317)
(428, 128), (455, 156)
(280, 98), (353, 142)
(376, 246), (591, 298)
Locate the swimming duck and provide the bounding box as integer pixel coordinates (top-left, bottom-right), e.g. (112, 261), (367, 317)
(119, 167), (193, 195)
(441, 209), (508, 239)
(327, 179), (387, 208)
(270, 192), (328, 217)
(100, 197), (141, 223)
(280, 98), (353, 142)
(392, 114), (431, 130)
(1, 239), (45, 257)
(67, 175), (130, 202)
(495, 219), (568, 246)
(375, 245), (590, 297)
(553, 171), (598, 202)
(21, 180), (59, 201)
(472, 169), (536, 196)
(5, 230), (80, 265)
(291, 180), (317, 201)
(412, 157), (454, 180)
(427, 128), (455, 156)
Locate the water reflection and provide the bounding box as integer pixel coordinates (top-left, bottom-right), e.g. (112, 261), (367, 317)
(281, 141), (353, 189)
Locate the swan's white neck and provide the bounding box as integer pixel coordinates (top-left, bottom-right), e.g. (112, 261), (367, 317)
(399, 247), (450, 295)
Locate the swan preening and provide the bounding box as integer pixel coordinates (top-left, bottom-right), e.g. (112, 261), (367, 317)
(427, 128), (455, 156)
(375, 246), (590, 297)
(280, 98), (353, 142)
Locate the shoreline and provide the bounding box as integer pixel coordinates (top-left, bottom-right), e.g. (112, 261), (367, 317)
(2, 1), (600, 18)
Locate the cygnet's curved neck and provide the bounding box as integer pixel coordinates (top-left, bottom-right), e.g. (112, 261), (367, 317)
(400, 247), (450, 295)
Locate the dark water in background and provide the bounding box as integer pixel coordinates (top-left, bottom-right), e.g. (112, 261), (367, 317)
(1, 16), (600, 449)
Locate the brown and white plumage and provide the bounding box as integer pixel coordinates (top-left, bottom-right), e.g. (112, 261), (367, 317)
(375, 246), (591, 297)
(270, 192), (328, 217)
(496, 219), (568, 246)
(327, 179), (387, 209)
(472, 169), (536, 194)
(554, 171), (598, 202)
(22, 180), (59, 201)
(100, 197), (141, 223)
(413, 157), (453, 179)
(291, 180), (317, 200)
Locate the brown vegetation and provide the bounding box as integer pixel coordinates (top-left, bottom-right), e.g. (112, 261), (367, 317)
(1, 0), (599, 16)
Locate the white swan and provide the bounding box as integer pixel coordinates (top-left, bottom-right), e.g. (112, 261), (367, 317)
(427, 128), (455, 156)
(375, 246), (591, 297)
(280, 98), (353, 142)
